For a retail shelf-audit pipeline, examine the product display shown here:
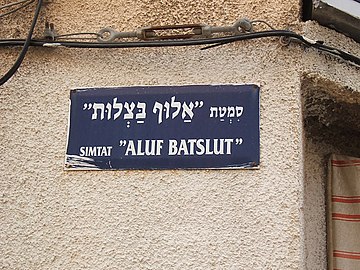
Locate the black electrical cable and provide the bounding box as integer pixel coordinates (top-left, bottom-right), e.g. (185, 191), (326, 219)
(1, 29), (359, 72)
(250, 20), (275, 30)
(0, 30), (321, 48)
(54, 32), (102, 40)
(198, 34), (360, 65)
(0, 0), (35, 18)
(1, 30), (359, 66)
(0, 0), (32, 10)
(0, 0), (42, 86)
(311, 42), (360, 65)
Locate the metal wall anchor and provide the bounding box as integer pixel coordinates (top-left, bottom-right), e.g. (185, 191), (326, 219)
(97, 18), (253, 42)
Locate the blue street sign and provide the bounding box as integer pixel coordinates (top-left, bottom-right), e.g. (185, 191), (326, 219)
(65, 84), (260, 170)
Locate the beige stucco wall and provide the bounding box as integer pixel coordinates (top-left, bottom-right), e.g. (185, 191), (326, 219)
(0, 1), (359, 269)
(302, 75), (360, 269)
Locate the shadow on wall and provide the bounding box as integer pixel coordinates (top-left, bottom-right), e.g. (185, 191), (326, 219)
(301, 74), (360, 269)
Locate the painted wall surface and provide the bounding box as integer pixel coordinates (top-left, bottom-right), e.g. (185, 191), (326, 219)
(0, 1), (359, 269)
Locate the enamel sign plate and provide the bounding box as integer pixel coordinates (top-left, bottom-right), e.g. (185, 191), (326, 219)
(65, 85), (260, 170)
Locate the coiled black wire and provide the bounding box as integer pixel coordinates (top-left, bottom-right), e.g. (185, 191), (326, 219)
(0, 0), (43, 86)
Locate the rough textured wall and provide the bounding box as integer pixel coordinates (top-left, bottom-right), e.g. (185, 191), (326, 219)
(0, 0), (359, 269)
(0, 47), (304, 270)
(300, 20), (360, 268)
(302, 75), (360, 270)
